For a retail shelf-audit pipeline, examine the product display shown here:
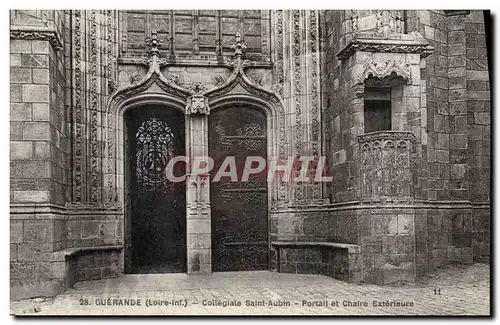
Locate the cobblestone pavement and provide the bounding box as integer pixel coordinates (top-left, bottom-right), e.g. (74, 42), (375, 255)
(10, 263), (490, 316)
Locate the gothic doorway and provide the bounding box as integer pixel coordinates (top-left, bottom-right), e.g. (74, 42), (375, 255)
(209, 105), (269, 271)
(124, 105), (186, 274)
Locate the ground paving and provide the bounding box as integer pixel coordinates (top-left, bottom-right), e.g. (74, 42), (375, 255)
(10, 263), (490, 316)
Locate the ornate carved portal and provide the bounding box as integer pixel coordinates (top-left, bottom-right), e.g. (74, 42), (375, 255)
(209, 105), (269, 271)
(124, 105), (186, 274)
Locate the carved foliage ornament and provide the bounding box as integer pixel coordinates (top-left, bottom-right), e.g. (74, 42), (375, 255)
(358, 131), (416, 144)
(358, 57), (411, 84)
(185, 95), (210, 115)
(10, 30), (63, 51)
(142, 30), (168, 69)
(337, 41), (434, 61)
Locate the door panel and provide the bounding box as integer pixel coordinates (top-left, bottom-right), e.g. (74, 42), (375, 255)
(125, 106), (186, 274)
(209, 105), (268, 271)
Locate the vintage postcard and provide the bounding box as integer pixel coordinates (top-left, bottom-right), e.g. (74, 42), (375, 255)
(9, 9), (491, 316)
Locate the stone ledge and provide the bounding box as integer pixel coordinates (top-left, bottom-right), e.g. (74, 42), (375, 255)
(271, 241), (361, 254)
(10, 27), (63, 51)
(271, 241), (363, 283)
(118, 56), (274, 68)
(337, 34), (434, 60)
(48, 245), (124, 262)
(358, 130), (416, 143)
(62, 245), (123, 258)
(10, 203), (124, 219)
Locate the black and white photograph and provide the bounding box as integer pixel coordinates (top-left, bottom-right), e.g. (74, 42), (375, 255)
(6, 6), (492, 317)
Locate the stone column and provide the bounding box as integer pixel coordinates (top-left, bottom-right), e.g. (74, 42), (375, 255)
(10, 9), (70, 299)
(185, 95), (211, 274)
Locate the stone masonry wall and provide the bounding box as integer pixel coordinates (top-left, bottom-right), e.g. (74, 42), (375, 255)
(409, 10), (490, 274)
(10, 10), (70, 299)
(10, 10), (490, 298)
(320, 10), (490, 283)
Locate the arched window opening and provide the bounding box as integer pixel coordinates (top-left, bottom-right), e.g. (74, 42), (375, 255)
(363, 74), (405, 133)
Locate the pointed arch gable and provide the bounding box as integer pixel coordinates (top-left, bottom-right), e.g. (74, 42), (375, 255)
(104, 69), (191, 204)
(203, 64), (286, 203)
(108, 73), (191, 116)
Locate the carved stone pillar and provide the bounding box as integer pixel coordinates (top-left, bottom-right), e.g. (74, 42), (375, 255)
(334, 18), (434, 284)
(277, 10), (324, 204)
(185, 95), (211, 274)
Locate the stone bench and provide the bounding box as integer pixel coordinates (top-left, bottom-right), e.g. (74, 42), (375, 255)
(56, 245), (123, 287)
(271, 241), (362, 283)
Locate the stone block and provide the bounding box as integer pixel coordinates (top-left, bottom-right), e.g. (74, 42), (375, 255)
(21, 54), (48, 68)
(31, 40), (50, 54)
(474, 112), (490, 125)
(373, 215), (398, 236)
(467, 80), (490, 91)
(450, 134), (467, 150)
(397, 214), (414, 235)
(10, 68), (32, 83)
(10, 40), (32, 53)
(187, 234), (211, 249)
(437, 133), (449, 149)
(99, 221), (116, 239)
(468, 91), (490, 100)
(449, 30), (466, 43)
(66, 220), (82, 239)
(468, 126), (482, 140)
(10, 103), (32, 121)
(32, 103), (50, 121)
(82, 221), (100, 239)
(11, 244), (18, 261)
(11, 54), (22, 66)
(32, 68), (49, 84)
(22, 84), (49, 102)
(282, 248), (304, 262)
(187, 219), (210, 234)
(452, 232), (472, 248)
(10, 141), (33, 160)
(187, 248), (211, 273)
(39, 261), (66, 280)
(23, 122), (51, 140)
(467, 70), (489, 81)
(23, 220), (54, 243)
(449, 43), (466, 56)
(434, 114), (448, 132)
(449, 89), (466, 101)
(17, 243), (55, 261)
(449, 101), (466, 115)
(11, 160), (50, 178)
(435, 150), (449, 163)
(10, 84), (22, 102)
(449, 77), (466, 89)
(296, 262), (314, 274)
(33, 141), (51, 159)
(451, 164), (467, 179)
(331, 149), (346, 166)
(382, 236), (405, 254)
(10, 220), (23, 243)
(10, 262), (38, 280)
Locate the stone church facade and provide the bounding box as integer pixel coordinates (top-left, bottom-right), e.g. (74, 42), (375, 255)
(10, 10), (491, 299)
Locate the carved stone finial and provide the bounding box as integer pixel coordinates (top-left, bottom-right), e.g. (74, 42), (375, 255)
(187, 82), (208, 94)
(186, 95), (210, 115)
(145, 29), (162, 57)
(230, 32), (247, 58)
(142, 30), (168, 69)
